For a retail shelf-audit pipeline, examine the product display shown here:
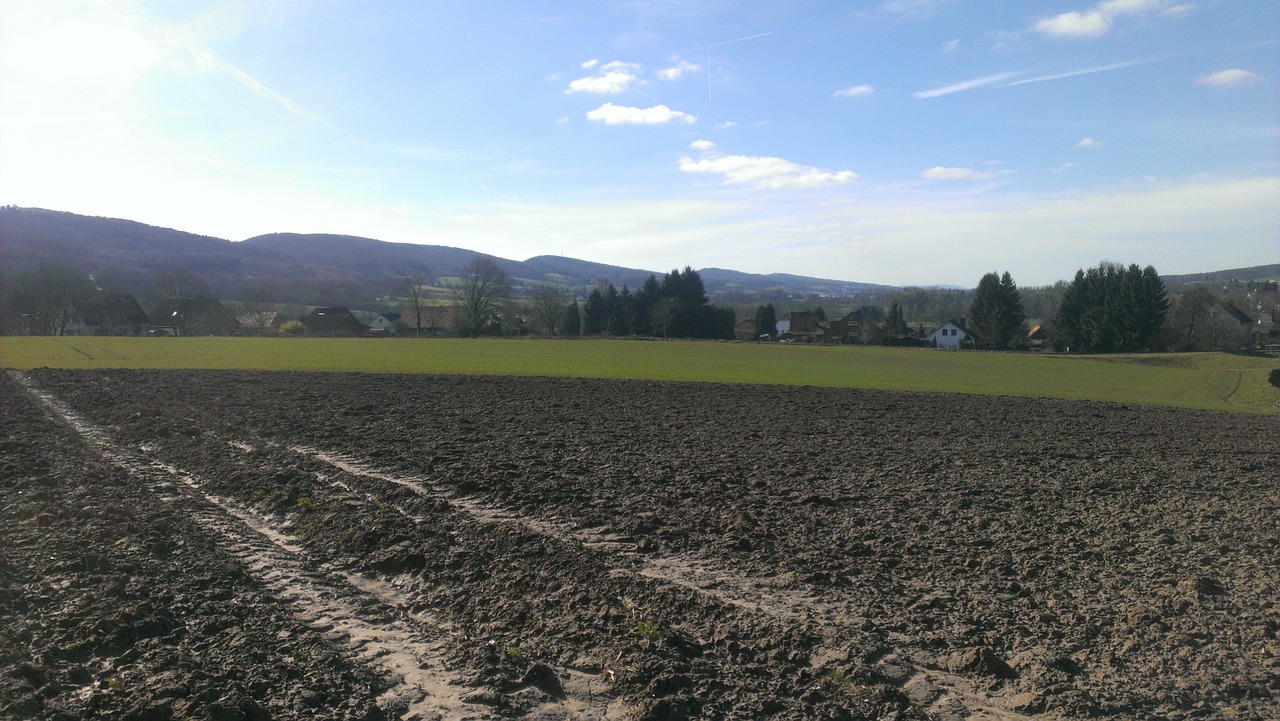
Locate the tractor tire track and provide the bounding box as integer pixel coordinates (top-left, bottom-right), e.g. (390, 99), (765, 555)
(10, 372), (503, 721)
(278, 443), (1035, 721)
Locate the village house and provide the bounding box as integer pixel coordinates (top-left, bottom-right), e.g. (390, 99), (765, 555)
(236, 310), (290, 336)
(300, 307), (369, 337)
(826, 309), (871, 344)
(1026, 324), (1049, 348)
(66, 292), (150, 336)
(928, 319), (979, 349)
(733, 318), (759, 341)
(776, 311), (825, 342)
(399, 305), (456, 335)
(368, 312), (401, 335)
(150, 298), (237, 336)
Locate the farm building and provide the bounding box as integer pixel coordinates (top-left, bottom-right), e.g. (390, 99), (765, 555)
(301, 307), (369, 337)
(67, 292), (149, 336)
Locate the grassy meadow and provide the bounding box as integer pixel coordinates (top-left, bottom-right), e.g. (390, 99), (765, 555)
(2, 336), (1276, 414)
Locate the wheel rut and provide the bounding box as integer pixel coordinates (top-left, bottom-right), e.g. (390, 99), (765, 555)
(11, 372), (502, 720)
(281, 443), (1037, 721)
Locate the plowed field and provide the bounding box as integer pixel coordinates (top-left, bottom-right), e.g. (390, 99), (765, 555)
(3, 369), (1276, 720)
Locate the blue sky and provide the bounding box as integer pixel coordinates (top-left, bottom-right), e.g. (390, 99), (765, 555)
(1, 0), (1276, 286)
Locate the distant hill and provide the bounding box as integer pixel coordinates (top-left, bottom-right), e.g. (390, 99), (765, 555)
(0, 207), (891, 307)
(1162, 264), (1280, 287)
(4, 207), (1268, 309)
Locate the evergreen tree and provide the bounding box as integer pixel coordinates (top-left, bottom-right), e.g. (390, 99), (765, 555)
(882, 301), (909, 337)
(561, 300), (581, 337)
(967, 271), (1026, 348)
(1054, 262), (1167, 352)
(634, 274), (661, 335)
(1137, 265), (1170, 350)
(583, 287), (607, 335)
(754, 303), (777, 339)
(617, 285), (635, 336)
(998, 272), (1027, 345)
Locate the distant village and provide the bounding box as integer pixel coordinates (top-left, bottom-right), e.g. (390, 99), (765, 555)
(27, 273), (1280, 353)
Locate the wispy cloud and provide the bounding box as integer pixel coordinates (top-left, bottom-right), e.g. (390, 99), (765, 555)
(221, 61), (328, 124)
(1007, 57), (1163, 86)
(914, 71), (1017, 99)
(920, 166), (1005, 181)
(1196, 68), (1262, 87)
(689, 139), (716, 150)
(1077, 137), (1104, 148)
(680, 152), (857, 189)
(566, 60), (640, 94)
(586, 102), (695, 125)
(880, 0), (953, 18)
(943, 38), (961, 52)
(834, 84), (874, 98)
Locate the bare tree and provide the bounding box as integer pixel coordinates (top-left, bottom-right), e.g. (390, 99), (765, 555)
(422, 303), (449, 335)
(452, 257), (509, 337)
(239, 281), (277, 335)
(651, 296), (678, 339)
(1167, 286), (1216, 350)
(153, 270), (209, 336)
(397, 266), (432, 336)
(528, 285), (572, 336)
(501, 297), (529, 336)
(5, 264), (93, 335)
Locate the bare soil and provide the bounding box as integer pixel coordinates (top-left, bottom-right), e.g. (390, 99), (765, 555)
(2, 369), (1276, 720)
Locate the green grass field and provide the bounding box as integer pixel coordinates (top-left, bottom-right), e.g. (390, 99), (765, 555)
(2, 336), (1276, 414)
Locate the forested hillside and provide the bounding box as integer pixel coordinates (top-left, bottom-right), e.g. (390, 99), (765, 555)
(0, 207), (886, 306)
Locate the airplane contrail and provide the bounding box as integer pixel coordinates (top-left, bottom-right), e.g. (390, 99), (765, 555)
(709, 31), (774, 48)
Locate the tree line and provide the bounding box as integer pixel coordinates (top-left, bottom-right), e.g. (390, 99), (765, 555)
(404, 259), (736, 340)
(5, 258), (1274, 352)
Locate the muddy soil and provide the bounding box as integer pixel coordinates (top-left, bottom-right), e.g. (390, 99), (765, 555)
(3, 369), (1276, 720)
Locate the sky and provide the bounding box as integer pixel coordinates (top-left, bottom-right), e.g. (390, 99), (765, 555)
(1, 0), (1276, 287)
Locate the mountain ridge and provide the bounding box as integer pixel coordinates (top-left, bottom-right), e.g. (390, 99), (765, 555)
(0, 207), (892, 306)
(2, 207), (1274, 308)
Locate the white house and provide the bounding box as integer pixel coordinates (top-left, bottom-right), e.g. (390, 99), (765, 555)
(928, 320), (977, 349)
(369, 312), (401, 334)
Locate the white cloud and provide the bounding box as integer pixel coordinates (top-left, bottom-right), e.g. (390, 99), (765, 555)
(679, 153), (857, 189)
(580, 59), (599, 69)
(914, 72), (1017, 99)
(1077, 137), (1104, 148)
(658, 59), (699, 80)
(1196, 68), (1262, 87)
(1054, 163), (1079, 172)
(920, 166), (1002, 181)
(943, 38), (961, 52)
(1161, 3), (1196, 17)
(586, 102), (695, 125)
(715, 121), (738, 129)
(1033, 0), (1174, 38)
(689, 139), (716, 150)
(566, 61), (640, 94)
(1035, 10), (1111, 38)
(834, 84), (874, 98)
